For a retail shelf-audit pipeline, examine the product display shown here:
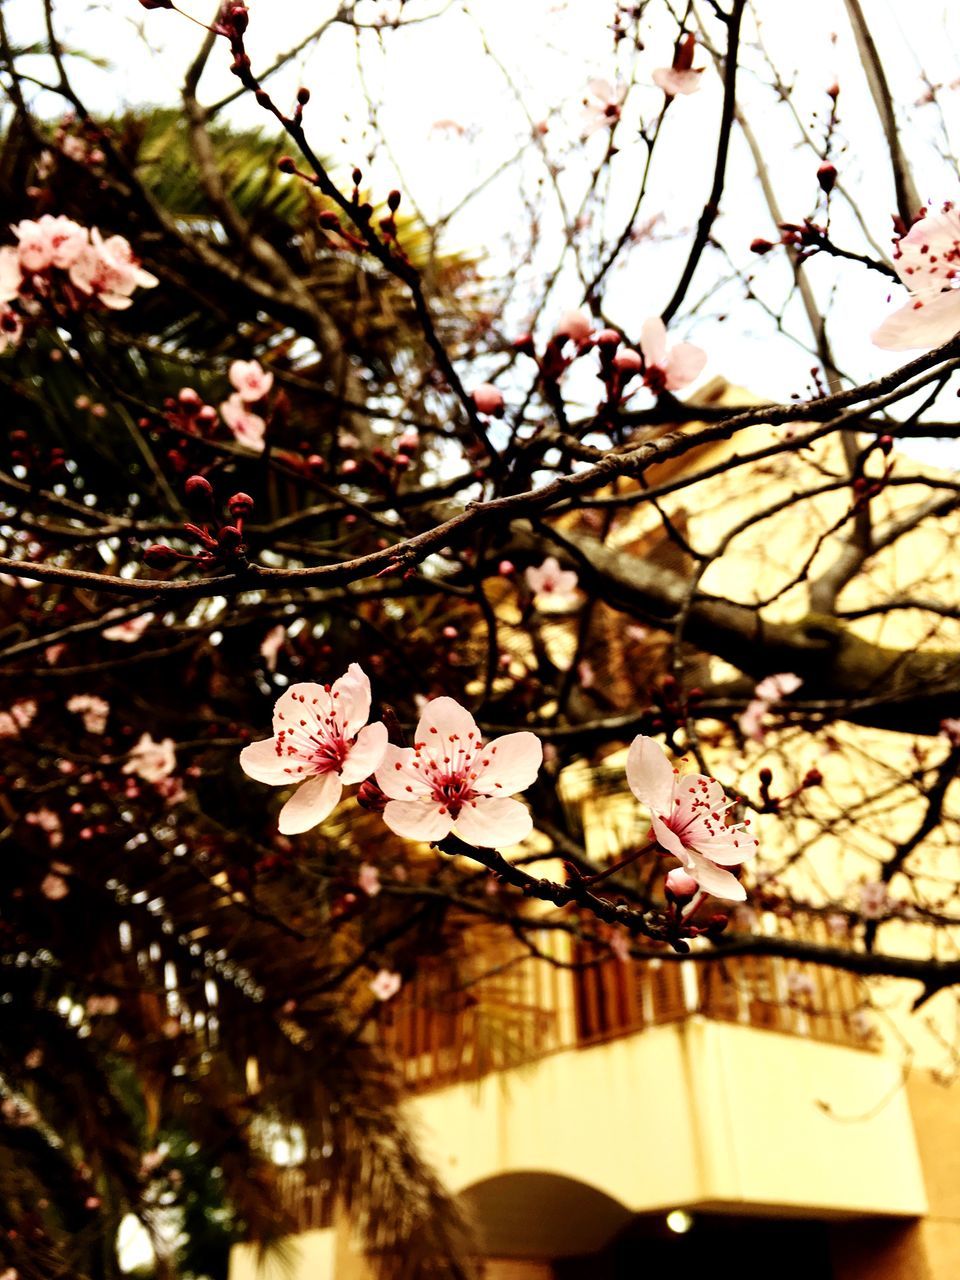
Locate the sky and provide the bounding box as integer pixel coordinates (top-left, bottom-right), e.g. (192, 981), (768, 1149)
(3, 0), (960, 429)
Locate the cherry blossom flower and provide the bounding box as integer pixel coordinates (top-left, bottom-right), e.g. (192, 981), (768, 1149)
(260, 624), (286, 672)
(471, 383), (504, 415)
(67, 694), (109, 734)
(582, 78), (626, 135)
(525, 556), (579, 608)
(739, 699), (769, 743)
(68, 228), (158, 309)
(369, 969), (402, 1001)
(0, 247), (22, 302)
(358, 863), (381, 896)
(12, 215), (88, 273)
(124, 733), (177, 784)
(872, 206), (960, 350)
(229, 358), (274, 403)
(552, 309), (593, 345)
(0, 697), (36, 737)
(652, 35), (704, 97)
(639, 317), (706, 393)
(626, 735), (758, 901)
(240, 664), (388, 835)
(220, 392), (266, 451)
(102, 611), (154, 642)
(376, 697), (542, 847)
(740, 672), (801, 742)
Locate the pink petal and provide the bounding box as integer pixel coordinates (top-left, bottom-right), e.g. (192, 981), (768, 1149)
(278, 773), (342, 835)
(894, 210), (960, 293)
(639, 316), (667, 368)
(687, 826), (757, 868)
(871, 290), (960, 351)
(453, 797), (533, 847)
(685, 851), (746, 901)
(272, 682), (331, 740)
(755, 671), (801, 702)
(587, 78), (616, 103)
(626, 735), (675, 813)
(650, 811), (688, 862)
(414, 696), (481, 751)
(665, 342), (707, 390)
(473, 731), (542, 796)
(239, 737), (291, 785)
(739, 699), (768, 742)
(382, 798), (454, 842)
(340, 721), (388, 785)
(331, 663), (372, 738)
(376, 745), (432, 800)
(652, 67), (703, 96)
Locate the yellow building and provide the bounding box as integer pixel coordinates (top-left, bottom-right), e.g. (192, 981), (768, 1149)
(231, 380), (960, 1280)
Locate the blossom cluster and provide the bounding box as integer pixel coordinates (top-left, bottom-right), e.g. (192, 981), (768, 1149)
(240, 664), (759, 907)
(0, 215), (157, 352)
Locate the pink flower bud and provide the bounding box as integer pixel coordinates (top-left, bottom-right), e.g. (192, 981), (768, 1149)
(143, 544), (180, 569)
(553, 310), (593, 345)
(665, 868), (699, 899)
(184, 474), (213, 501)
(227, 492), (254, 517)
(817, 162), (837, 194)
(498, 559), (515, 575)
(613, 348), (643, 373)
(471, 383), (504, 415)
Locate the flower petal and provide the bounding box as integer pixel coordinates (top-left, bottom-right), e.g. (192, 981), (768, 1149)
(665, 341), (707, 390)
(871, 290), (960, 351)
(340, 721), (388, 785)
(639, 316), (667, 368)
(382, 799), (454, 842)
(685, 851), (746, 901)
(278, 773), (342, 835)
(626, 735), (676, 814)
(331, 663), (372, 739)
(687, 826), (757, 867)
(376, 745), (433, 800)
(272, 682), (332, 740)
(473, 731), (543, 796)
(414, 696), (482, 753)
(454, 797), (533, 848)
(239, 736), (296, 785)
(650, 811), (688, 862)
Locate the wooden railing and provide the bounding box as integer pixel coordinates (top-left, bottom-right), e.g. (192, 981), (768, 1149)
(378, 912), (873, 1094)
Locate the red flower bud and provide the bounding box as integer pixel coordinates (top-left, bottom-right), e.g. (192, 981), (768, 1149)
(803, 769), (823, 788)
(817, 162), (837, 194)
(139, 0), (174, 8)
(227, 492), (254, 517)
(387, 189), (402, 212)
(750, 237), (775, 255)
(296, 87), (311, 105)
(278, 156), (297, 174)
(356, 779), (388, 813)
(143, 544), (180, 569)
(185, 474), (213, 501)
(218, 525), (244, 552)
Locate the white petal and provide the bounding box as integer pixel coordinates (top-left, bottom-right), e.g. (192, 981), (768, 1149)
(650, 811), (688, 862)
(278, 773), (342, 835)
(640, 316), (667, 368)
(414, 696), (481, 754)
(376, 745), (432, 800)
(340, 721), (388, 785)
(454, 797), (533, 848)
(687, 826), (757, 868)
(871, 290), (960, 351)
(239, 737), (296, 785)
(272, 682), (331, 739)
(686, 851), (747, 901)
(331, 663), (372, 738)
(382, 799), (454, 842)
(473, 731), (542, 796)
(626, 736), (676, 813)
(665, 342), (707, 390)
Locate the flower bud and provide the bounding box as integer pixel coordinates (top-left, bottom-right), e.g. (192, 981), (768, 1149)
(178, 387), (202, 409)
(218, 525), (244, 552)
(227, 492), (254, 517)
(356, 779), (388, 812)
(665, 868), (699, 900)
(471, 383), (504, 415)
(297, 87), (311, 105)
(750, 237), (775, 255)
(143, 544), (180, 569)
(803, 768), (823, 788)
(185, 474), (213, 502)
(387, 189), (402, 212)
(817, 162), (837, 194)
(139, 0), (174, 8)
(278, 156), (296, 174)
(613, 348), (643, 373)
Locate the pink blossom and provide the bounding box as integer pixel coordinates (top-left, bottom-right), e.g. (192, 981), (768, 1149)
(739, 698), (769, 743)
(68, 228), (158, 309)
(639, 317), (706, 393)
(358, 862), (381, 896)
(67, 694), (109, 734)
(755, 672), (802, 702)
(376, 697), (542, 848)
(872, 206), (960, 350)
(123, 733), (177, 784)
(369, 969), (402, 1001)
(858, 880), (889, 920)
(26, 807), (62, 848)
(259, 624), (286, 672)
(102, 611), (154, 642)
(582, 78), (626, 135)
(0, 698), (36, 737)
(665, 867), (699, 898)
(220, 392), (266, 451)
(471, 382), (504, 415)
(0, 246), (22, 302)
(652, 35), (704, 97)
(525, 556), (579, 607)
(41, 873), (69, 900)
(626, 735), (758, 901)
(229, 358), (274, 403)
(240, 664), (388, 835)
(552, 309), (593, 345)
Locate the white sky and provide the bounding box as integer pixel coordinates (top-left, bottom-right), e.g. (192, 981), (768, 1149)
(4, 1), (960, 426)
